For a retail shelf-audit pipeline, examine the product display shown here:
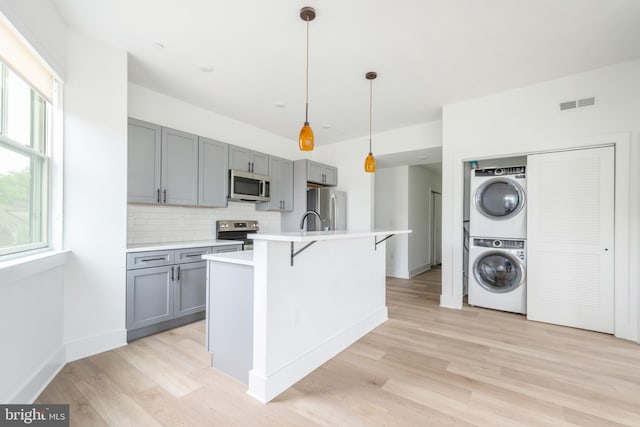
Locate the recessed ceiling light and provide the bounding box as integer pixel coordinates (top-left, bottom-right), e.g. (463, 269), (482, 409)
(322, 124), (332, 129)
(199, 64), (214, 73)
(152, 42), (165, 49)
(274, 102), (286, 108)
(419, 156), (428, 159)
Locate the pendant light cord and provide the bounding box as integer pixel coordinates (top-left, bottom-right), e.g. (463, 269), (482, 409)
(369, 79), (373, 153)
(305, 17), (310, 123)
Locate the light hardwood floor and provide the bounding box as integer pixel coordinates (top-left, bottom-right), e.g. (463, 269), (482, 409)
(37, 269), (640, 426)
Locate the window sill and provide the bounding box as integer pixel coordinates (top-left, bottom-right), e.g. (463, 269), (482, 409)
(0, 250), (71, 286)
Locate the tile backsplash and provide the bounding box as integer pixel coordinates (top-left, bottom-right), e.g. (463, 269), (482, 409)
(127, 202), (281, 245)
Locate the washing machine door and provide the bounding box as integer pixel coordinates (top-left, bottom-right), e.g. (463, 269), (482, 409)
(473, 251), (524, 293)
(475, 178), (525, 219)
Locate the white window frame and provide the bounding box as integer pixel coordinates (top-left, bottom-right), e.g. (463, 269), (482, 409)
(0, 62), (57, 260)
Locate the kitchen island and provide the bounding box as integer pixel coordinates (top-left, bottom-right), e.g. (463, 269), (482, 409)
(203, 229), (410, 403)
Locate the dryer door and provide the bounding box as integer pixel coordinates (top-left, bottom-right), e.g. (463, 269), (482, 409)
(475, 178), (525, 220)
(473, 251), (524, 293)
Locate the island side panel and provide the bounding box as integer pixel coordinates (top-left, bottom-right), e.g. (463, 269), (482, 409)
(249, 236), (387, 403)
(208, 261), (254, 384)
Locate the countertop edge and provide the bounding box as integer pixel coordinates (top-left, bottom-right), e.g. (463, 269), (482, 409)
(202, 251), (254, 266)
(248, 229), (411, 242)
(126, 240), (242, 253)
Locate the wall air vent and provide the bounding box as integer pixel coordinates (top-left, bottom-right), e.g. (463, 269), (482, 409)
(578, 97), (596, 107)
(560, 97), (596, 111)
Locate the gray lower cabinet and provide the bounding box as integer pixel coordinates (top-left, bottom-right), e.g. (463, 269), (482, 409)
(126, 265), (173, 330)
(213, 245), (244, 254)
(126, 244), (242, 341)
(174, 261), (207, 318)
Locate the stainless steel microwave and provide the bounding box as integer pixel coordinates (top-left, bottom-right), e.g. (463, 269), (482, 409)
(229, 170), (270, 202)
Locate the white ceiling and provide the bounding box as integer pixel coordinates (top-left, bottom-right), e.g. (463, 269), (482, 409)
(52, 0), (640, 146)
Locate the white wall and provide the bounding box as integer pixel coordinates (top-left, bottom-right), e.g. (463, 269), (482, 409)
(128, 84), (301, 161)
(374, 167), (409, 277)
(441, 59), (640, 341)
(63, 29), (128, 360)
(315, 121), (443, 232)
(0, 0), (66, 78)
(374, 165), (442, 279)
(0, 0), (68, 403)
(0, 265), (66, 403)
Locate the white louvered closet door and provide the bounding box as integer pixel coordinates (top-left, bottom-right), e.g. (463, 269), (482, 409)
(527, 146), (614, 333)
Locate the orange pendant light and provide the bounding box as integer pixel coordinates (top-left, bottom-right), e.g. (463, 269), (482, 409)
(364, 71), (377, 172)
(299, 7), (316, 151)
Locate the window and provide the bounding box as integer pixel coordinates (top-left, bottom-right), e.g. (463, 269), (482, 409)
(0, 61), (51, 257)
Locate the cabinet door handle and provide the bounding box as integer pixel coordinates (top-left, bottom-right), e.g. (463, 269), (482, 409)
(248, 161), (251, 172)
(185, 253), (205, 258)
(251, 162), (254, 173)
(176, 265), (181, 280)
(141, 257), (166, 262)
(163, 189), (167, 203)
(171, 266), (174, 281)
(157, 189), (160, 203)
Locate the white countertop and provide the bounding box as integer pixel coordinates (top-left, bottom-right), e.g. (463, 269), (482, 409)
(127, 240), (242, 253)
(202, 250), (254, 266)
(248, 229), (411, 243)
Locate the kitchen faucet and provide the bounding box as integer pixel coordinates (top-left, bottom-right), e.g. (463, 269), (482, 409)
(299, 210), (322, 230)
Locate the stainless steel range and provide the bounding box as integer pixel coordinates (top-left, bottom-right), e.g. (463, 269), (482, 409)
(216, 220), (259, 250)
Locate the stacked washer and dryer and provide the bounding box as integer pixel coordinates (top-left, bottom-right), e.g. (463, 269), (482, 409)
(468, 166), (527, 314)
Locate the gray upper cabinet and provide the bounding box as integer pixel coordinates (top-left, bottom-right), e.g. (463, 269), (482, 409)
(307, 160), (324, 184)
(257, 156), (293, 211)
(128, 118), (162, 204)
(229, 145), (269, 175)
(251, 151), (269, 175)
(306, 160), (338, 186)
(198, 137), (228, 207)
(127, 118), (198, 206)
(162, 127), (199, 206)
(323, 165), (338, 186)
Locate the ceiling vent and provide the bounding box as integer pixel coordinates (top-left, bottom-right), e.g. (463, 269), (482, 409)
(559, 97), (596, 111)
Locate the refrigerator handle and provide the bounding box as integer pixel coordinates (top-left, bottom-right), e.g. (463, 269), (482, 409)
(331, 194), (337, 231)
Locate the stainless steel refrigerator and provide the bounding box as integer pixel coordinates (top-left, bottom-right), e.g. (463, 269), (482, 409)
(306, 188), (347, 231)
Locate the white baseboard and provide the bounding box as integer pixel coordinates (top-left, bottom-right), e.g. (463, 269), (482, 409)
(65, 328), (127, 362)
(440, 294), (463, 309)
(9, 345), (66, 404)
(247, 307), (388, 403)
(409, 264), (430, 278)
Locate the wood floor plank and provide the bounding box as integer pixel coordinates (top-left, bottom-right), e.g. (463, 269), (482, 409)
(73, 373), (161, 426)
(36, 269), (640, 426)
